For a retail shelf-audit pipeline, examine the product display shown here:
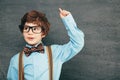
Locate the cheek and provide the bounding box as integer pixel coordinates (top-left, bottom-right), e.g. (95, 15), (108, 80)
(23, 33), (27, 39)
(23, 34), (27, 42)
(35, 34), (43, 40)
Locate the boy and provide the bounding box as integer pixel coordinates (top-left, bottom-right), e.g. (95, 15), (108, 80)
(7, 8), (84, 80)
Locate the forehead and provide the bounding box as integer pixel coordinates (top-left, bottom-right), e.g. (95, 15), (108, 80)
(25, 22), (38, 26)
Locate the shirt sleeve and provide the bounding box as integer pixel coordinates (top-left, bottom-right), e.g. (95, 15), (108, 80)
(51, 13), (84, 63)
(7, 55), (18, 80)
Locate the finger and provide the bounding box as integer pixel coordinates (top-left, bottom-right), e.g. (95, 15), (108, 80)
(62, 10), (70, 15)
(59, 8), (63, 13)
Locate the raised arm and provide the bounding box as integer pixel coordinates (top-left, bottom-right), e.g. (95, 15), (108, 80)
(51, 8), (84, 63)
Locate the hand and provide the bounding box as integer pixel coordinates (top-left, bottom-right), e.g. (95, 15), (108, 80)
(59, 8), (70, 18)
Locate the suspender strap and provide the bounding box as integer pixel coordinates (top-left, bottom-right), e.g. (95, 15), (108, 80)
(18, 46), (53, 80)
(46, 46), (53, 80)
(19, 51), (24, 80)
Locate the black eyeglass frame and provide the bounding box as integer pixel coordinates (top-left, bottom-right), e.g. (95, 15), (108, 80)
(23, 26), (42, 34)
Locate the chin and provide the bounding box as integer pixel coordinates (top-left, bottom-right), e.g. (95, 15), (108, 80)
(27, 41), (37, 46)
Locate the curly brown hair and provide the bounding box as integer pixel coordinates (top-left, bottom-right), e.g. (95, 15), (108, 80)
(19, 10), (50, 35)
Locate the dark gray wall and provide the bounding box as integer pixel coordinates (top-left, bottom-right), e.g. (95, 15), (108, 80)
(0, 0), (120, 80)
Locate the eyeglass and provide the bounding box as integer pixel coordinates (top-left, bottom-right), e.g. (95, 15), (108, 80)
(23, 25), (42, 34)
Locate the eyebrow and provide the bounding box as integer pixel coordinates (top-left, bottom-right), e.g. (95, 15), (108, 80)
(24, 25), (38, 27)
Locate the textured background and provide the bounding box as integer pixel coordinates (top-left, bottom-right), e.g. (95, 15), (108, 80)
(0, 0), (120, 80)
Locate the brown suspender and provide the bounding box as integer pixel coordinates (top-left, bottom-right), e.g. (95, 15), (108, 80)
(19, 51), (24, 80)
(18, 46), (53, 80)
(46, 46), (53, 80)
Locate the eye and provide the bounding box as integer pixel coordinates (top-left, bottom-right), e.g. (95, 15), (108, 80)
(23, 27), (28, 30)
(33, 27), (37, 30)
(33, 27), (41, 30)
(24, 27), (28, 30)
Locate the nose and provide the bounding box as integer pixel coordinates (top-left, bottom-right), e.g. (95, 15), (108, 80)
(28, 28), (33, 34)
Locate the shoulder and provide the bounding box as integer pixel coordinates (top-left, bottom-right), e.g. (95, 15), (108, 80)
(45, 44), (62, 53)
(50, 44), (63, 51)
(10, 53), (20, 65)
(47, 43), (70, 51)
(47, 44), (67, 55)
(11, 53), (20, 60)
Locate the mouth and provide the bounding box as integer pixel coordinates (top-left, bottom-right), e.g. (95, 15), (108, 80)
(27, 37), (34, 40)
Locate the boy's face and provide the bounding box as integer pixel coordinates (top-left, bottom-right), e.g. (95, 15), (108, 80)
(23, 22), (45, 46)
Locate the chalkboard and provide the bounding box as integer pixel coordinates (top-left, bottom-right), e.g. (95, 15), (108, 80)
(0, 0), (119, 80)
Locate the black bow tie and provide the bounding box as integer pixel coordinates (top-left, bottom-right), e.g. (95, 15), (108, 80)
(23, 43), (44, 57)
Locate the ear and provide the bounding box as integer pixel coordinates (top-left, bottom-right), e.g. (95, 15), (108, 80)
(22, 33), (24, 37)
(41, 34), (46, 38)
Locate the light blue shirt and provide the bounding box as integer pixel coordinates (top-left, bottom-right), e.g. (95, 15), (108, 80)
(7, 13), (84, 80)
